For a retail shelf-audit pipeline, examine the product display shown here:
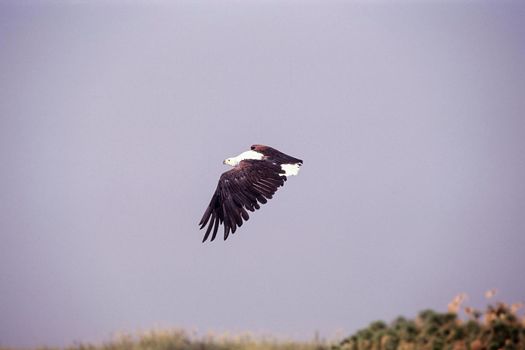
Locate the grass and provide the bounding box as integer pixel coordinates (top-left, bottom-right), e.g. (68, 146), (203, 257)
(1, 330), (330, 350)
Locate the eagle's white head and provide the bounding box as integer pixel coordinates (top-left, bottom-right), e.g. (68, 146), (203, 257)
(223, 157), (238, 166)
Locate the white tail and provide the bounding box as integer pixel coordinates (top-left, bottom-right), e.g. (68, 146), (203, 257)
(281, 163), (301, 176)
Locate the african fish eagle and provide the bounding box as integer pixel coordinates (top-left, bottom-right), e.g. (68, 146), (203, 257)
(199, 145), (303, 242)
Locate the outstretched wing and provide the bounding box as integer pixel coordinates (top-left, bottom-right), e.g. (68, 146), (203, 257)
(199, 160), (286, 242)
(251, 144), (303, 165)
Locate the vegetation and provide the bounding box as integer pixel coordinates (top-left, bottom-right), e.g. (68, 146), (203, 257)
(334, 294), (525, 350)
(2, 293), (523, 350)
(0, 331), (329, 350)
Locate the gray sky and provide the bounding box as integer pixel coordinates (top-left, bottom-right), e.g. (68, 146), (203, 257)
(1, 1), (525, 348)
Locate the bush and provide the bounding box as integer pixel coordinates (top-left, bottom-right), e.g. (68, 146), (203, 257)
(334, 297), (525, 350)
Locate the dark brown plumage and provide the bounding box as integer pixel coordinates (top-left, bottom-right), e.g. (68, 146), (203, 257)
(199, 145), (303, 242)
(251, 144), (304, 165)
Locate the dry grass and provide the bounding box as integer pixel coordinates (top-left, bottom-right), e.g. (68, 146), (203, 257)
(1, 330), (330, 350)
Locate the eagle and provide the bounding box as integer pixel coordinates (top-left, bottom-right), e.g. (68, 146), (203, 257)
(199, 145), (303, 242)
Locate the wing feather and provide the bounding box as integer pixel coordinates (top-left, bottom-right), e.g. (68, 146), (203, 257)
(202, 212), (215, 243)
(211, 214), (220, 241)
(199, 159), (287, 241)
(251, 145), (303, 165)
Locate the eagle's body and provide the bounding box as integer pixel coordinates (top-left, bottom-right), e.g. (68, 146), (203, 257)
(199, 145), (303, 242)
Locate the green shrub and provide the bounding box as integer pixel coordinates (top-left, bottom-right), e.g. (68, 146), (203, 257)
(334, 298), (525, 350)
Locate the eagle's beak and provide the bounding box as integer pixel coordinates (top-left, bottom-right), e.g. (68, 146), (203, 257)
(223, 160), (227, 164)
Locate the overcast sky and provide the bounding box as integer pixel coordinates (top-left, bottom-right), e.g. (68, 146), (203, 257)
(1, 1), (524, 348)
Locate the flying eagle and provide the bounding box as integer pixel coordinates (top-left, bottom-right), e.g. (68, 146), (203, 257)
(199, 145), (303, 242)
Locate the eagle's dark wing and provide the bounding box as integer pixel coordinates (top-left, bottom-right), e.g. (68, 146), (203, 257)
(251, 144), (303, 165)
(199, 160), (286, 242)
